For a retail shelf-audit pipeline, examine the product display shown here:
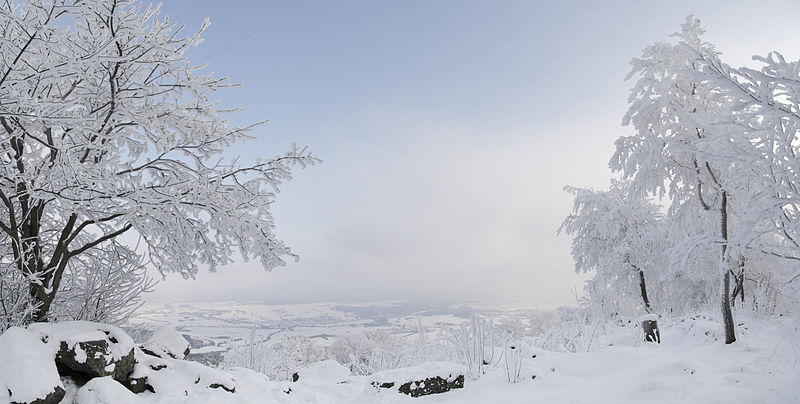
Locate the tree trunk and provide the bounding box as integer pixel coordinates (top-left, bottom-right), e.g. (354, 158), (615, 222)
(637, 268), (651, 313)
(731, 257), (745, 303)
(721, 269), (735, 343)
(32, 286), (57, 323)
(720, 191), (736, 344)
(29, 284), (47, 322)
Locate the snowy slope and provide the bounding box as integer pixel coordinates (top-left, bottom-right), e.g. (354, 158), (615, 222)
(279, 316), (800, 403)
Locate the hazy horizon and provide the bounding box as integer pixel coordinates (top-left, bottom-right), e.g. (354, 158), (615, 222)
(146, 0), (800, 305)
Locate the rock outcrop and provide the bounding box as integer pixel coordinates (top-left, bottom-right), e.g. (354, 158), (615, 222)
(140, 326), (191, 360)
(370, 362), (466, 398)
(28, 321), (136, 383)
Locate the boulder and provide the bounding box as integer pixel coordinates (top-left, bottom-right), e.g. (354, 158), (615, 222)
(398, 375), (465, 397)
(371, 362), (466, 398)
(0, 327), (66, 404)
(75, 376), (142, 404)
(121, 349), (166, 393)
(642, 320), (660, 343)
(140, 326), (191, 360)
(636, 313), (661, 344)
(28, 321), (136, 382)
(125, 348), (236, 395)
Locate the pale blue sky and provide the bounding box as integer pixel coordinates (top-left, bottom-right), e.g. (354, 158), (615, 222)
(149, 1), (800, 304)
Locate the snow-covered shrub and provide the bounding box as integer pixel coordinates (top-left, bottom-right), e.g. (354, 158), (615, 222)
(50, 242), (155, 325)
(528, 306), (610, 353)
(267, 334), (325, 380)
(503, 341), (523, 383)
(728, 253), (800, 318)
(0, 240), (154, 331)
(445, 311), (505, 380)
(0, 261), (38, 332)
(223, 328), (272, 375)
(328, 329), (407, 375)
(223, 330), (324, 381)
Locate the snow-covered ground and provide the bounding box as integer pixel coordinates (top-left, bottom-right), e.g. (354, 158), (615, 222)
(120, 301), (800, 403)
(242, 315), (798, 403)
(3, 304), (797, 403)
(430, 316), (799, 403)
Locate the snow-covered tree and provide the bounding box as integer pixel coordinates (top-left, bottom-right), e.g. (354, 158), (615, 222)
(560, 181), (668, 315)
(691, 49), (800, 277)
(611, 17), (739, 343)
(0, 0), (317, 322)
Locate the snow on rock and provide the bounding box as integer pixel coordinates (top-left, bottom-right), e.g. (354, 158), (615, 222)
(122, 348), (168, 393)
(369, 362), (466, 397)
(141, 327), (190, 360)
(638, 313), (659, 323)
(0, 327), (65, 404)
(126, 348), (236, 396)
(27, 321), (136, 382)
(75, 376), (142, 404)
(292, 360), (350, 384)
(371, 362), (465, 386)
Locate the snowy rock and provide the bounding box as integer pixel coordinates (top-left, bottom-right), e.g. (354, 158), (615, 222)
(75, 376), (142, 404)
(140, 326), (191, 360)
(397, 375), (465, 398)
(121, 348), (167, 393)
(125, 348), (236, 395)
(0, 327), (66, 404)
(642, 320), (660, 343)
(27, 321), (136, 383)
(292, 360), (350, 384)
(370, 362), (466, 397)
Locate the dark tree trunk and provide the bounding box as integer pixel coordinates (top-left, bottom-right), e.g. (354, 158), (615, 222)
(33, 290), (55, 322)
(731, 257), (745, 303)
(721, 270), (735, 343)
(720, 191), (736, 344)
(637, 268), (651, 313)
(626, 257), (652, 313)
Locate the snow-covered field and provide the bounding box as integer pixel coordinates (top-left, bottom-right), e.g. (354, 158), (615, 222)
(129, 300), (547, 360)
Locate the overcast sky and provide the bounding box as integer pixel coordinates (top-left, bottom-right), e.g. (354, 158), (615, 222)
(147, 0), (800, 305)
